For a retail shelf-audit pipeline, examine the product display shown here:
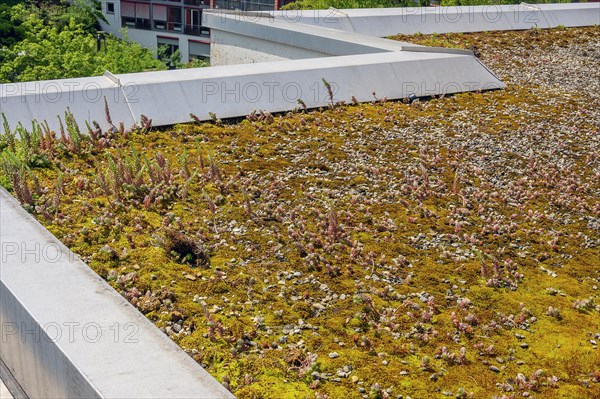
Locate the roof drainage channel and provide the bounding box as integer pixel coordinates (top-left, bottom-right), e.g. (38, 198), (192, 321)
(0, 188), (235, 399)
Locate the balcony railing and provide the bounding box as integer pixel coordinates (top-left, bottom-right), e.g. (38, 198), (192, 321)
(184, 25), (210, 35)
(123, 18), (210, 36)
(122, 17), (152, 30)
(154, 20), (183, 32)
(184, 0), (209, 5)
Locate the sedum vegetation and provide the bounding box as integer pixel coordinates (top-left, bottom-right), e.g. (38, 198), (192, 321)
(0, 0), (165, 83)
(1, 27), (600, 399)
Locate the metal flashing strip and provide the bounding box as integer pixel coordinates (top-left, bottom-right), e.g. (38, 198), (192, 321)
(103, 70), (121, 86)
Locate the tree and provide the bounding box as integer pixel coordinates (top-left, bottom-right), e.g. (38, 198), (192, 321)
(0, 3), (25, 48)
(0, 3), (165, 83)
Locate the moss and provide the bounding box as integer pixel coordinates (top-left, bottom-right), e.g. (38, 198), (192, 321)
(1, 26), (599, 399)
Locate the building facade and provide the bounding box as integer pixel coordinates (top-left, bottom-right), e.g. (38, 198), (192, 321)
(99, 0), (289, 63)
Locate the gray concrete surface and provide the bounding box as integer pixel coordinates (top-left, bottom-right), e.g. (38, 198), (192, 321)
(0, 188), (234, 399)
(205, 12), (473, 65)
(205, 11), (414, 66)
(204, 11), (473, 65)
(210, 30), (332, 65)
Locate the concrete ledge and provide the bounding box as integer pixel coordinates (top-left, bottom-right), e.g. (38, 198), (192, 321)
(0, 52), (503, 132)
(204, 11), (413, 63)
(0, 74), (136, 134)
(120, 51), (503, 127)
(0, 188), (234, 399)
(204, 11), (476, 65)
(270, 3), (600, 36)
(1, 7), (505, 132)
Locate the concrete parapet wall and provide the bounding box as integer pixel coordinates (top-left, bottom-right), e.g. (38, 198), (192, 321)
(0, 8), (504, 132)
(270, 3), (600, 36)
(204, 11), (478, 65)
(124, 51), (503, 126)
(0, 188), (235, 399)
(204, 11), (412, 64)
(210, 30), (331, 65)
(0, 48), (503, 132)
(0, 74), (136, 134)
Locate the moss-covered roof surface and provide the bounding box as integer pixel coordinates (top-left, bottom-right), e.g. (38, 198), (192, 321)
(1, 26), (599, 399)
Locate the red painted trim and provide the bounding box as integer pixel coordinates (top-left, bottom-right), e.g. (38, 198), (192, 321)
(188, 39), (210, 44)
(274, 0), (279, 10)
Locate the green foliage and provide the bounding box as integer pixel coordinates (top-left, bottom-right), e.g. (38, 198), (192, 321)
(157, 45), (184, 69)
(186, 58), (210, 69)
(0, 2), (165, 83)
(0, 3), (26, 48)
(157, 47), (211, 70)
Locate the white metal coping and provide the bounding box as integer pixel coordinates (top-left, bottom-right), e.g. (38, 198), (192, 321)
(269, 3), (600, 36)
(0, 51), (504, 132)
(0, 7), (511, 132)
(0, 187), (235, 399)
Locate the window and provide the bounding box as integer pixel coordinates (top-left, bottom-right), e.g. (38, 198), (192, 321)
(213, 0), (275, 12)
(107, 2), (115, 14)
(184, 0), (208, 5)
(157, 37), (180, 63)
(189, 40), (210, 59)
(167, 7), (183, 32)
(154, 6), (182, 32)
(153, 4), (167, 30)
(184, 8), (201, 35)
(121, 1), (151, 30)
